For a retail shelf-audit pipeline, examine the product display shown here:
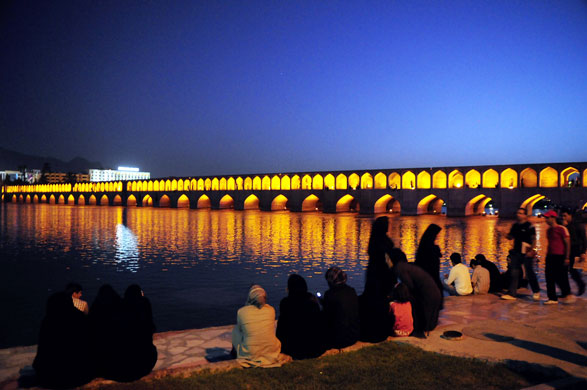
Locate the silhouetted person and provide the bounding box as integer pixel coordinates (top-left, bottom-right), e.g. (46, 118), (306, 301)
(89, 284), (124, 379)
(66, 282), (89, 315)
(276, 274), (325, 359)
(544, 211), (572, 304)
(108, 285), (158, 382)
(562, 209), (586, 296)
(360, 216), (394, 342)
(474, 254), (502, 293)
(391, 248), (441, 338)
(415, 224), (444, 306)
(321, 267), (360, 349)
(33, 291), (94, 389)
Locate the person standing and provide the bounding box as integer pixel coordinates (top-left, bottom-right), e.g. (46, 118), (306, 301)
(502, 208), (540, 300)
(561, 209), (586, 296)
(543, 211), (572, 304)
(415, 224), (443, 305)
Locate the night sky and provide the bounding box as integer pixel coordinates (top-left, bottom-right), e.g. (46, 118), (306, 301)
(1, 1), (586, 178)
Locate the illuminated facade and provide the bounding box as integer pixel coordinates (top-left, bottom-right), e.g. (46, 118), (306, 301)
(3, 162), (587, 217)
(89, 167), (150, 182)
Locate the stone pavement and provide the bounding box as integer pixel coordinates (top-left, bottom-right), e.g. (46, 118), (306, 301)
(1, 288), (586, 389)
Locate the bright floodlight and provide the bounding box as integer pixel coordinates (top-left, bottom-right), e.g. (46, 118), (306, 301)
(117, 167), (139, 172)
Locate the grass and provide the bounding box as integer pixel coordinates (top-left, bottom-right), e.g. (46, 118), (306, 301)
(91, 341), (531, 390)
(90, 342), (529, 390)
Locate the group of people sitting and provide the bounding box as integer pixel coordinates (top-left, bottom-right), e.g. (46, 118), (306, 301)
(31, 283), (157, 389)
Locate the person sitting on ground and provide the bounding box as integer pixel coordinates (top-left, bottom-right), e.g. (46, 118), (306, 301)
(108, 284), (158, 382)
(66, 282), (89, 315)
(470, 259), (490, 295)
(232, 285), (291, 367)
(389, 283), (413, 337)
(389, 248), (441, 338)
(474, 254), (502, 293)
(321, 267), (360, 349)
(276, 274), (325, 360)
(89, 284), (124, 380)
(33, 291), (94, 389)
(442, 253), (473, 296)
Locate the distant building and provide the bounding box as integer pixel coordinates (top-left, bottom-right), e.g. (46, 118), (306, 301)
(0, 170), (22, 183)
(44, 172), (90, 183)
(89, 167), (150, 182)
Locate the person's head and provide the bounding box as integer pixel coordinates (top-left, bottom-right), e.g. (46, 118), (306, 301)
(543, 210), (558, 226)
(561, 209), (573, 224)
(371, 216), (389, 236)
(389, 248), (408, 268)
(287, 274), (308, 296)
(474, 254), (487, 263)
(516, 208), (528, 223)
(325, 267), (347, 288)
(449, 252), (462, 265)
(419, 224), (442, 246)
(46, 291), (76, 318)
(66, 282), (83, 299)
(470, 259), (479, 268)
(392, 283), (410, 303)
(124, 284), (144, 301)
(246, 285), (267, 308)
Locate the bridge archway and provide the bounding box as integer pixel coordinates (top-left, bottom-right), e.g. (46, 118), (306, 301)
(88, 195), (96, 205)
(77, 194), (85, 205)
(336, 174), (347, 190)
(49, 195), (56, 204)
(244, 194), (259, 210)
(560, 167), (579, 187)
(11, 195), (17, 203)
(313, 174), (324, 190)
(244, 177), (252, 190)
(449, 170), (463, 189)
(177, 194), (190, 208)
(281, 176), (290, 190)
(465, 169), (480, 188)
(482, 169), (499, 188)
(25, 195), (31, 203)
(212, 178), (219, 191)
(127, 194), (137, 206)
(143, 195), (153, 207)
(205, 178), (212, 191)
(432, 170), (446, 189)
(99, 194), (108, 206)
(361, 173), (373, 189)
(33, 194), (39, 204)
(582, 201), (587, 210)
(41, 194), (47, 203)
(197, 194), (211, 209)
(540, 167), (557, 188)
(374, 195), (400, 214)
(520, 168), (537, 188)
(58, 195), (65, 204)
(301, 175), (312, 190)
(520, 194), (545, 215)
(271, 194), (289, 210)
(236, 177), (243, 190)
(349, 173), (360, 189)
(113, 195), (122, 206)
(417, 194), (444, 215)
(262, 176), (271, 190)
(302, 194), (322, 211)
(389, 172), (401, 189)
(291, 175), (300, 190)
(67, 194), (75, 204)
(501, 168), (517, 189)
(336, 195), (358, 212)
(374, 172), (387, 189)
(324, 174), (335, 190)
(219, 194), (234, 209)
(465, 194), (493, 216)
(417, 171), (431, 189)
(159, 195), (171, 207)
(402, 171), (415, 190)
(584, 169), (587, 187)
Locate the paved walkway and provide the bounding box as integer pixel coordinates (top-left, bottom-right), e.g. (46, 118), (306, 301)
(1, 288), (586, 389)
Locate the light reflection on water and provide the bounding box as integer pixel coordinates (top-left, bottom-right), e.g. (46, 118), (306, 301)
(0, 203), (550, 348)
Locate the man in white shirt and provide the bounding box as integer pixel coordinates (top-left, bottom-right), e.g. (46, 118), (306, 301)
(442, 253), (473, 296)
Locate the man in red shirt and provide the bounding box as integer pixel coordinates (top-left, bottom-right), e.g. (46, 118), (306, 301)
(543, 211), (572, 304)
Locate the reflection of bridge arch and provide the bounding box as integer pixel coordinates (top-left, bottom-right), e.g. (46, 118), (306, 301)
(336, 194), (358, 212)
(520, 194), (545, 215)
(33, 194), (39, 204)
(271, 194), (289, 210)
(417, 194), (444, 215)
(465, 194), (493, 216)
(374, 194), (400, 214)
(197, 194), (211, 209)
(88, 195), (96, 205)
(177, 194), (190, 208)
(113, 194), (122, 206)
(219, 194), (234, 209)
(302, 194), (322, 211)
(244, 194), (259, 210)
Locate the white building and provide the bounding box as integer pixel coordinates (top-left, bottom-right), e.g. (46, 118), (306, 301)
(89, 167), (150, 182)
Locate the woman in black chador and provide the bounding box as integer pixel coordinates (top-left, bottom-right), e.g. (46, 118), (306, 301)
(276, 274), (325, 359)
(33, 291), (94, 389)
(89, 284), (124, 380)
(110, 284), (158, 382)
(414, 224), (443, 306)
(390, 248), (441, 338)
(360, 216), (395, 342)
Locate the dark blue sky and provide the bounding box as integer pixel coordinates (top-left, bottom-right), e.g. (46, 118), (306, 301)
(1, 1), (586, 178)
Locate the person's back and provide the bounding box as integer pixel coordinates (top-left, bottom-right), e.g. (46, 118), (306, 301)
(323, 283), (360, 349)
(389, 283), (413, 337)
(476, 255), (502, 292)
(277, 275), (325, 359)
(471, 261), (490, 295)
(443, 253), (473, 296)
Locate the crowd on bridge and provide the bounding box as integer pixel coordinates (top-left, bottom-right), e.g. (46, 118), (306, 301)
(26, 207), (585, 387)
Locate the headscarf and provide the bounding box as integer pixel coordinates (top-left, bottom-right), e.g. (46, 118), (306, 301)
(325, 267), (347, 287)
(246, 285), (267, 308)
(287, 274), (308, 297)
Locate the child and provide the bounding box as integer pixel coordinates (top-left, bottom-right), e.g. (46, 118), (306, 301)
(389, 283), (413, 337)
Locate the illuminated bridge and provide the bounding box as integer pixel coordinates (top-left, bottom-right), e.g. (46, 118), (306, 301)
(3, 162), (587, 217)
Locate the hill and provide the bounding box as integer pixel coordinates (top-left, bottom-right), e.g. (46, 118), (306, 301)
(0, 147), (103, 173)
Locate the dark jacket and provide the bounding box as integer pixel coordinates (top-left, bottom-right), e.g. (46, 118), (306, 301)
(322, 284), (360, 349)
